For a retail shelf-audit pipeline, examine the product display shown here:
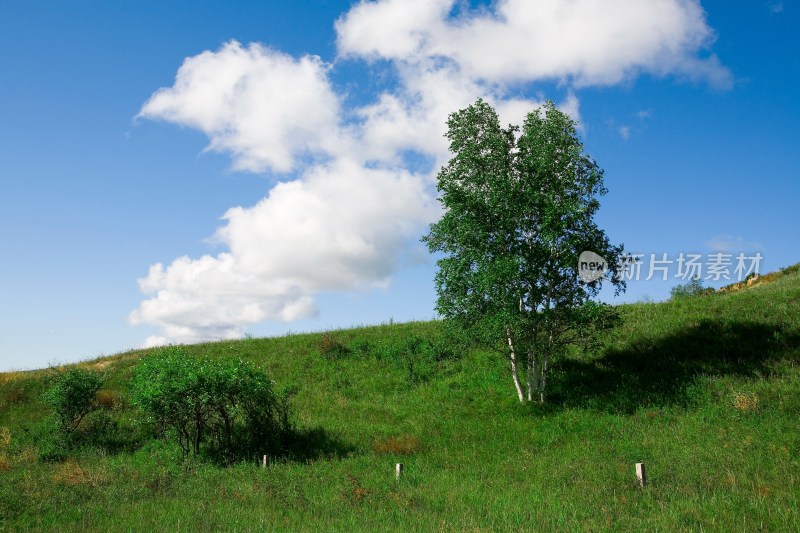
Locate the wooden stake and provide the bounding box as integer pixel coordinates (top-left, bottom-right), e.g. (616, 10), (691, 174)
(395, 463), (403, 481)
(635, 462), (646, 487)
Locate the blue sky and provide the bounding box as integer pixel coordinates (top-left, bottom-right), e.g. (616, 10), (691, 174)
(1, 0), (797, 371)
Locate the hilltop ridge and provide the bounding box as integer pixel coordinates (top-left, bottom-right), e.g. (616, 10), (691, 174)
(0, 263), (798, 530)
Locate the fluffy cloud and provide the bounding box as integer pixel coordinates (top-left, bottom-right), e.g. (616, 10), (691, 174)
(130, 158), (436, 345)
(129, 253), (316, 347)
(335, 0), (452, 61)
(215, 160), (434, 290)
(139, 41), (342, 173)
(131, 1), (730, 345)
(336, 0), (731, 87)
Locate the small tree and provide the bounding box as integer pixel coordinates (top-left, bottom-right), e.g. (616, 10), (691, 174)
(131, 347), (291, 464)
(670, 277), (705, 299)
(44, 367), (102, 434)
(423, 99), (624, 403)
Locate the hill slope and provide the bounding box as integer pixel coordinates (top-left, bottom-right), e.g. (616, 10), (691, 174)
(1, 266), (799, 531)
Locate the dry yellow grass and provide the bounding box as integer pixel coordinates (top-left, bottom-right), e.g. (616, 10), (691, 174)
(96, 389), (119, 409)
(14, 446), (38, 467)
(0, 427), (9, 471)
(51, 459), (110, 487)
(0, 370), (38, 385)
(733, 392), (759, 412)
(371, 434), (422, 455)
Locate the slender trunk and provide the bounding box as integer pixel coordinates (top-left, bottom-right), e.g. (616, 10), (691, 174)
(539, 331), (553, 404)
(539, 279), (554, 404)
(220, 406), (233, 464)
(526, 351), (538, 402)
(519, 297), (534, 402)
(194, 408), (204, 455)
(506, 329), (525, 402)
(525, 354), (532, 402)
(539, 354), (548, 403)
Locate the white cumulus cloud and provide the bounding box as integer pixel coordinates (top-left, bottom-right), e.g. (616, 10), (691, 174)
(336, 0), (731, 88)
(130, 157), (437, 345)
(138, 41), (342, 173)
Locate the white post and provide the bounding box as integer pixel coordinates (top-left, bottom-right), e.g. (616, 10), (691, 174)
(262, 455), (268, 468)
(395, 463), (403, 481)
(635, 462), (646, 487)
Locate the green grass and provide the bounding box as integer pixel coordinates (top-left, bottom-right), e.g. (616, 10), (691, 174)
(1, 266), (799, 531)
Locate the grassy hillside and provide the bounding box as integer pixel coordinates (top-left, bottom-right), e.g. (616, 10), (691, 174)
(1, 266), (799, 531)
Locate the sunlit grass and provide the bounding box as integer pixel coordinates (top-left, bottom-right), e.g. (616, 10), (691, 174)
(0, 266), (798, 530)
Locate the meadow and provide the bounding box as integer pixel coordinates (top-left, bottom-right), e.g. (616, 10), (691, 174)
(0, 266), (798, 531)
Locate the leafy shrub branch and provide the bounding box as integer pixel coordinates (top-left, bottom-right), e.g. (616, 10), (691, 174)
(131, 348), (292, 464)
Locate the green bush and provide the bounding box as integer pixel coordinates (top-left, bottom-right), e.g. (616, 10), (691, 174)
(131, 348), (291, 464)
(43, 367), (102, 435)
(670, 277), (707, 300)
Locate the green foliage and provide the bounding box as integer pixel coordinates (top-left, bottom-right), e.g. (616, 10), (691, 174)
(130, 348), (291, 464)
(350, 328), (463, 385)
(670, 277), (707, 299)
(31, 416), (71, 462)
(43, 367), (102, 435)
(424, 99), (624, 402)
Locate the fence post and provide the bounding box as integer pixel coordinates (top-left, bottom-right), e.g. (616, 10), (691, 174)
(635, 462), (646, 487)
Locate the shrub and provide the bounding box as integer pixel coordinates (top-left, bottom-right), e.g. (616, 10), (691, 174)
(670, 277), (707, 300)
(44, 367), (102, 435)
(131, 348), (292, 464)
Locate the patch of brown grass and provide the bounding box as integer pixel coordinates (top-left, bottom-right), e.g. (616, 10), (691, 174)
(318, 333), (350, 359)
(718, 264), (800, 293)
(96, 389), (119, 410)
(4, 385), (28, 406)
(0, 371), (32, 385)
(52, 459), (109, 487)
(345, 474), (369, 504)
(372, 435), (422, 456)
(92, 360), (112, 371)
(14, 446), (38, 467)
(733, 392), (759, 412)
(0, 427), (9, 472)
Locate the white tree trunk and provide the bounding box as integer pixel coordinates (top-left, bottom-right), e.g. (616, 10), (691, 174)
(526, 351), (538, 402)
(539, 355), (548, 403)
(506, 330), (525, 402)
(539, 332), (553, 403)
(540, 285), (554, 403)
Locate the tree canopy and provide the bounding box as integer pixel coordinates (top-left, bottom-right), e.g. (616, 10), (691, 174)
(424, 99), (625, 402)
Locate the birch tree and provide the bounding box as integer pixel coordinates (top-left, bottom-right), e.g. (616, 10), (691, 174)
(423, 99), (624, 403)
